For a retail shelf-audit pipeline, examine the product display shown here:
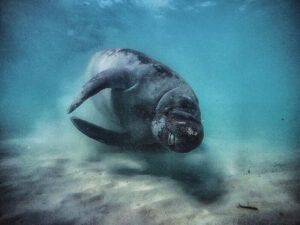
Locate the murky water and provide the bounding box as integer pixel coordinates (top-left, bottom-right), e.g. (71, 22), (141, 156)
(0, 0), (299, 224)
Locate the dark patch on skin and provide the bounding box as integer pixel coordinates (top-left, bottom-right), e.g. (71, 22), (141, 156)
(132, 104), (155, 121)
(153, 64), (174, 78)
(153, 87), (178, 115)
(118, 48), (153, 64)
(118, 48), (179, 79)
(105, 48), (119, 56)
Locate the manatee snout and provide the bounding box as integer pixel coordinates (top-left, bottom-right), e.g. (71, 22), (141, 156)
(152, 114), (204, 153)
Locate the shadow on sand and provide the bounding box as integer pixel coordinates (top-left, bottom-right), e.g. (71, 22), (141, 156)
(0, 140), (226, 225)
(89, 143), (227, 204)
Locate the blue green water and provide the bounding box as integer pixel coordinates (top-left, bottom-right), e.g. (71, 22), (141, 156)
(0, 1), (299, 224)
(1, 0), (299, 147)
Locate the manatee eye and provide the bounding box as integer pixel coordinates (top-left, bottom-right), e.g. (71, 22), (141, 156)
(179, 99), (189, 108)
(179, 98), (196, 109)
(168, 133), (175, 146)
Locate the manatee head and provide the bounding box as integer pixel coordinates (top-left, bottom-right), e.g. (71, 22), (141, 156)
(151, 87), (204, 153)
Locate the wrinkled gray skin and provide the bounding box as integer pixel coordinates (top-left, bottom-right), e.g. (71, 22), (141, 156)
(68, 48), (204, 153)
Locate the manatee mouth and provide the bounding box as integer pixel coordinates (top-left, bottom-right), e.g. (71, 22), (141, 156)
(168, 133), (176, 146)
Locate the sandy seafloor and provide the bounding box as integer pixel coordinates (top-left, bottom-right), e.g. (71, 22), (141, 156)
(0, 118), (299, 225)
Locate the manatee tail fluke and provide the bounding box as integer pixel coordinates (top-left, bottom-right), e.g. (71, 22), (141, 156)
(70, 116), (132, 146)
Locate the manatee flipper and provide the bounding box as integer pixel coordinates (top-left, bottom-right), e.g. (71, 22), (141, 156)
(71, 116), (133, 146)
(67, 68), (135, 114)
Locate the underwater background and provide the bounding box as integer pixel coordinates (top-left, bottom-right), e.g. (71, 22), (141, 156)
(0, 0), (299, 224)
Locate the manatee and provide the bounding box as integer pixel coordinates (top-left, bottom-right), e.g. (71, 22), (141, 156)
(68, 48), (204, 153)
